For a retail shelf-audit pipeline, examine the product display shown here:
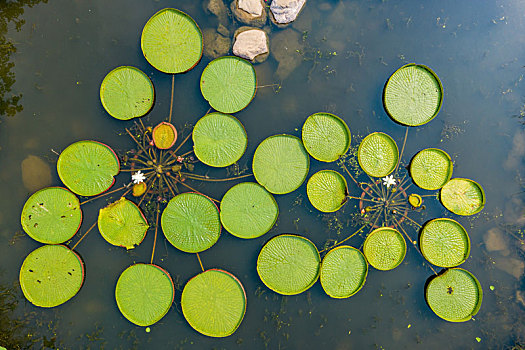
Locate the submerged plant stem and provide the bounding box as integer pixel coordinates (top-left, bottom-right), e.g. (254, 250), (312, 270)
(168, 74), (175, 123)
(320, 223), (369, 253)
(177, 180), (220, 203)
(150, 203), (160, 264)
(80, 185), (128, 205)
(181, 173), (253, 182)
(70, 221), (97, 251)
(394, 126), (409, 175)
(196, 253), (204, 272)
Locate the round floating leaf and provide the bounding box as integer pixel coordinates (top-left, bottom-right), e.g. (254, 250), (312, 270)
(200, 56), (256, 113)
(193, 112), (248, 167)
(363, 227), (406, 271)
(57, 141), (120, 197)
(141, 8), (203, 73)
(320, 246), (368, 299)
(257, 234), (320, 295)
(425, 268), (482, 322)
(153, 122), (177, 149)
(420, 218), (470, 267)
(98, 198), (149, 250)
(21, 187), (82, 244)
(161, 192), (221, 253)
(307, 170), (348, 212)
(440, 178), (485, 216)
(182, 269), (246, 337)
(115, 264), (174, 326)
(357, 132), (399, 178)
(19, 245), (84, 308)
(302, 112), (351, 162)
(99, 66), (154, 120)
(410, 148), (453, 190)
(409, 193), (422, 208)
(252, 135), (310, 195)
(220, 182), (278, 239)
(383, 63), (443, 126)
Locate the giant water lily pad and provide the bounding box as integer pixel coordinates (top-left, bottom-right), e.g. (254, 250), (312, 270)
(410, 148), (453, 190)
(420, 218), (470, 267)
(200, 56), (256, 113)
(302, 112), (351, 162)
(181, 269), (246, 337)
(99, 66), (154, 120)
(383, 64), (443, 126)
(320, 246), (367, 299)
(440, 178), (485, 216)
(98, 198), (149, 249)
(153, 122), (177, 149)
(306, 170), (348, 212)
(425, 268), (482, 322)
(141, 8), (203, 73)
(363, 227), (406, 271)
(252, 135), (310, 195)
(193, 112), (248, 167)
(57, 141), (120, 197)
(257, 234), (320, 295)
(21, 187), (82, 244)
(161, 192), (221, 253)
(115, 264), (174, 326)
(19, 245), (84, 308)
(220, 182), (278, 239)
(357, 132), (399, 178)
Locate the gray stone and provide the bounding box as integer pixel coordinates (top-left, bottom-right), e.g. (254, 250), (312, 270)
(233, 28), (269, 62)
(270, 0), (307, 24)
(204, 0), (230, 27)
(21, 155), (52, 192)
(203, 29), (231, 59)
(270, 29), (304, 79)
(494, 257), (525, 279)
(217, 23), (230, 37)
(484, 227), (510, 256)
(231, 0), (267, 27)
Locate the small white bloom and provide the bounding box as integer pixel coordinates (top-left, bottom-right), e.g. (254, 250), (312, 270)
(132, 170), (146, 184)
(382, 175), (396, 188)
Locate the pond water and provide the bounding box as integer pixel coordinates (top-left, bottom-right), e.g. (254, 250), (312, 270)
(1, 0), (525, 349)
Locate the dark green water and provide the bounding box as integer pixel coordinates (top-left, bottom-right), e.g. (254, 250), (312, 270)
(1, 0), (524, 349)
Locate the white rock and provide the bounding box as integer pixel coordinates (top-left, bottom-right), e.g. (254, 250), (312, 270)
(233, 29), (268, 61)
(238, 0), (264, 16)
(271, 0), (307, 24)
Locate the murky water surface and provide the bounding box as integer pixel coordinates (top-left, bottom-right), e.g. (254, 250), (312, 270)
(1, 0), (524, 349)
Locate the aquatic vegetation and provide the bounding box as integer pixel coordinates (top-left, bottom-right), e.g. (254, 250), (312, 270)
(17, 7), (488, 338)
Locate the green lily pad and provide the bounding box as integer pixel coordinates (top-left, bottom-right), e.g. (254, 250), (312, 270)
(153, 122), (177, 149)
(181, 269), (246, 337)
(21, 187), (82, 244)
(200, 56), (256, 113)
(420, 218), (470, 267)
(425, 268), (483, 322)
(357, 132), (399, 178)
(301, 112), (351, 162)
(257, 234), (320, 295)
(410, 148), (453, 190)
(306, 170), (348, 212)
(383, 63), (443, 126)
(320, 246), (368, 299)
(115, 264), (174, 326)
(220, 182), (278, 239)
(252, 135), (310, 195)
(98, 198), (149, 250)
(19, 245), (84, 308)
(99, 66), (154, 120)
(161, 192), (221, 253)
(363, 227), (406, 271)
(141, 8), (203, 73)
(57, 141), (120, 197)
(440, 178), (485, 216)
(193, 112), (248, 167)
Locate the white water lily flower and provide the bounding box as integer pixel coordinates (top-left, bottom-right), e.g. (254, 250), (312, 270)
(132, 170), (146, 184)
(382, 175), (396, 188)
